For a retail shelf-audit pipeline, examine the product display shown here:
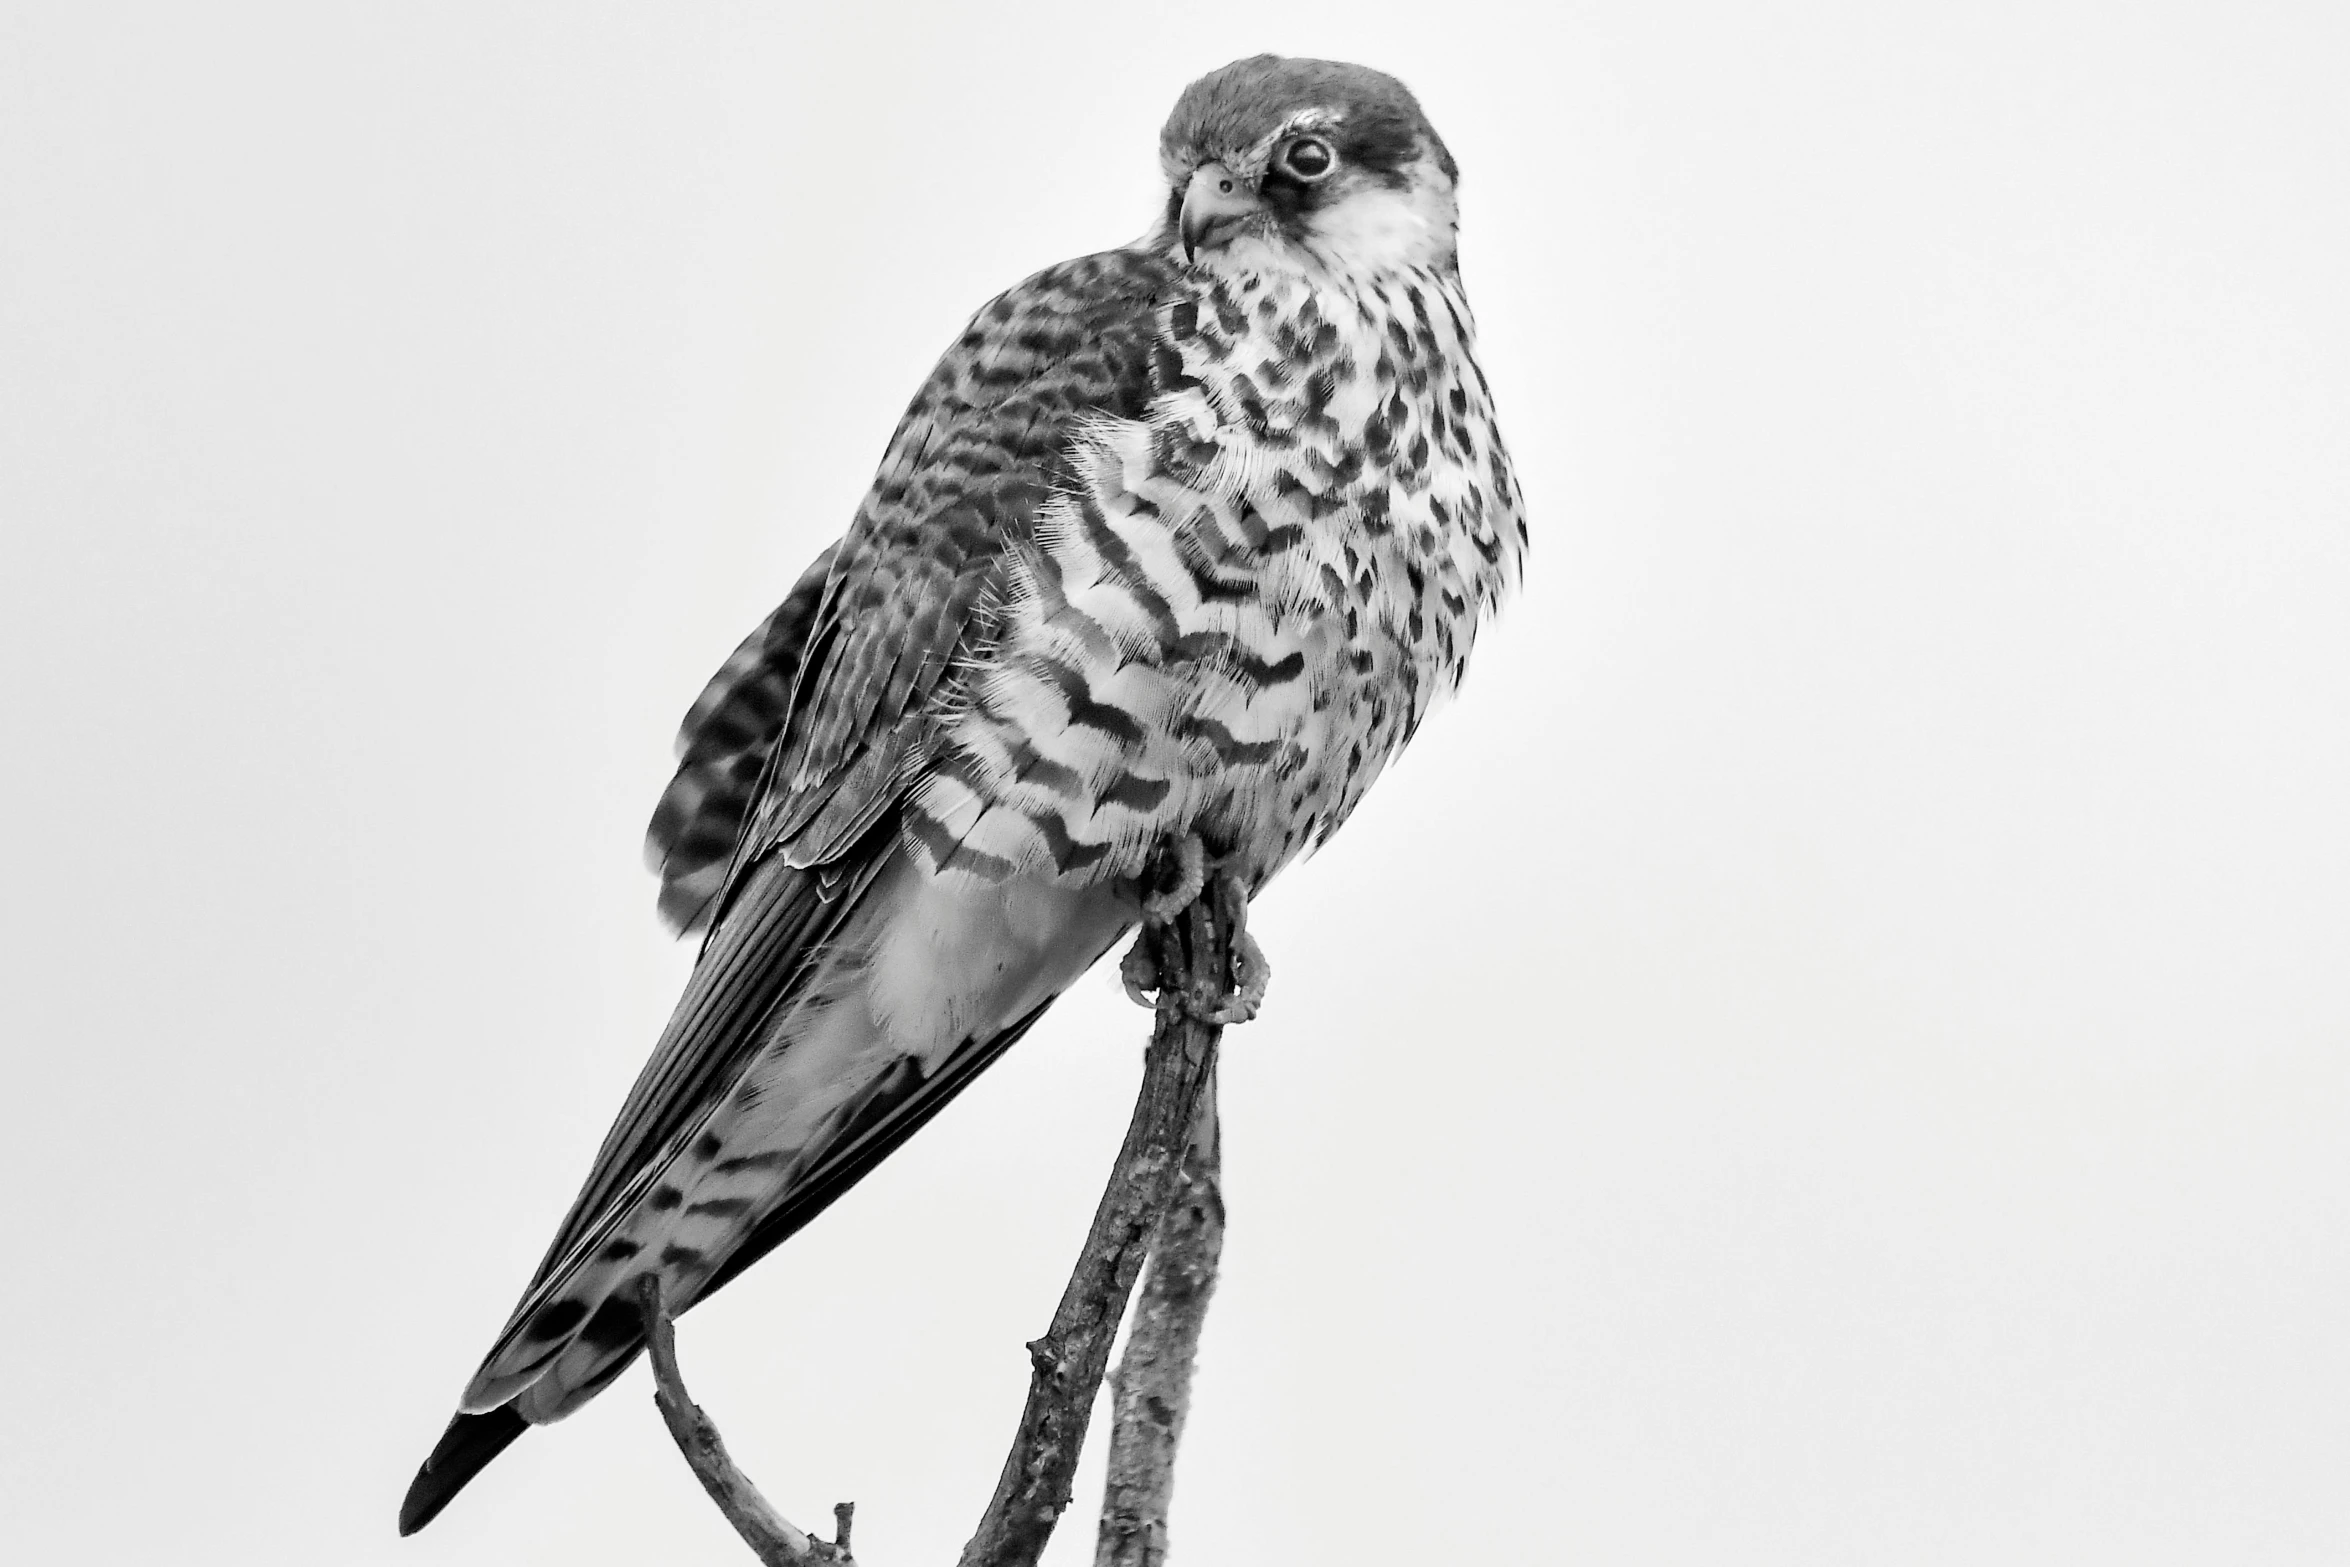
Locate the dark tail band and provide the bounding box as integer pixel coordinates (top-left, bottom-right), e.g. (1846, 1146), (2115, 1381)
(398, 1407), (530, 1536)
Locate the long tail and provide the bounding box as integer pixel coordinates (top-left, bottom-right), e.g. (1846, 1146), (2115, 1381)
(400, 851), (1131, 1534)
(397, 992), (1041, 1536)
(401, 1410), (528, 1536)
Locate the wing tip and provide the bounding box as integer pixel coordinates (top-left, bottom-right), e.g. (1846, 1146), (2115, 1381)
(398, 1406), (531, 1536)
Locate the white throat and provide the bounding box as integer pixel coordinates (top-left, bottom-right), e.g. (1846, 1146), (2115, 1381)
(1299, 166), (1458, 276)
(1193, 160), (1460, 286)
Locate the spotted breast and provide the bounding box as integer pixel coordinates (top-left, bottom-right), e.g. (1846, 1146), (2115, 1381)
(910, 256), (1524, 893)
(399, 55), (1526, 1538)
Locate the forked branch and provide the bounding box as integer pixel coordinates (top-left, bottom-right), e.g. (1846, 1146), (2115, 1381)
(954, 874), (1240, 1567)
(641, 869), (1245, 1567)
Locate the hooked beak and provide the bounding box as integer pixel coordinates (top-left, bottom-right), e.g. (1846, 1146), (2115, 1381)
(1179, 162), (1261, 261)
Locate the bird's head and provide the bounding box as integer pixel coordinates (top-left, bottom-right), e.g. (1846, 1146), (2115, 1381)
(1155, 55), (1460, 278)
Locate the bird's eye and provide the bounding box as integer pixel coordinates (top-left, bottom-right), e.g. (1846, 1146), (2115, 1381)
(1274, 136), (1336, 182)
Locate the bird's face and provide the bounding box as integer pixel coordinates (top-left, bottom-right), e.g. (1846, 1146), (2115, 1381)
(1156, 56), (1460, 279)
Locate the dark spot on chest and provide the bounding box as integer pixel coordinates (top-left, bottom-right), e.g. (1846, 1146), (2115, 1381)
(1099, 771), (1170, 812)
(1153, 340), (1198, 395)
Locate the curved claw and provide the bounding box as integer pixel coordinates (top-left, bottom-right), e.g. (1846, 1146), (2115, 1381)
(1122, 854), (1271, 1025)
(1121, 937), (1159, 1010)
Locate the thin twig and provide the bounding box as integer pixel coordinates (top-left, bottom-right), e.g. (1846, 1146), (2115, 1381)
(637, 1275), (854, 1565)
(1095, 1080), (1225, 1567)
(956, 875), (1242, 1567)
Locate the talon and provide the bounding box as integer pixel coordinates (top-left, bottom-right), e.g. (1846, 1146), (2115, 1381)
(1142, 832), (1207, 923)
(1121, 934), (1159, 1009)
(1204, 923), (1270, 1025)
(1126, 859), (1272, 1024)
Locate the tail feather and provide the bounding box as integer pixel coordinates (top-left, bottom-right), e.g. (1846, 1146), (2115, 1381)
(397, 1003), (1055, 1531)
(399, 1408), (529, 1536)
(399, 853), (1134, 1532)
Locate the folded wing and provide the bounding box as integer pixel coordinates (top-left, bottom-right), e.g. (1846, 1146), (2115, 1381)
(401, 247), (1181, 1535)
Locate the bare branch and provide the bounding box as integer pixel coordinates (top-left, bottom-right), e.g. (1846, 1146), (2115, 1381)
(1095, 1083), (1225, 1567)
(957, 874), (1243, 1567)
(640, 870), (1246, 1567)
(637, 1275), (855, 1565)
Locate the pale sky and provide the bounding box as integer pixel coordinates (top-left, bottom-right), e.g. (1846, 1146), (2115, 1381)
(4, 3), (2346, 1564)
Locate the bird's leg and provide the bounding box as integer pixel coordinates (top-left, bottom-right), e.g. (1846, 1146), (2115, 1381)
(1123, 833), (1206, 1008)
(1142, 831), (1208, 924)
(1203, 913), (1269, 1026)
(1124, 833), (1207, 1009)
(1121, 834), (1270, 1023)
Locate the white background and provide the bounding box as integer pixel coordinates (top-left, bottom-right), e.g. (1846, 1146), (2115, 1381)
(4, 3), (2346, 1563)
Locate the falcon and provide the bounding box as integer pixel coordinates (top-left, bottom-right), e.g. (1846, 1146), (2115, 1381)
(400, 53), (1525, 1535)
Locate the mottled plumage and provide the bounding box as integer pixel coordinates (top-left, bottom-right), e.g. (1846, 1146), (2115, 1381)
(402, 54), (1523, 1536)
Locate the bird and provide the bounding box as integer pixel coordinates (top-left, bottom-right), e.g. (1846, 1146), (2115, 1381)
(400, 53), (1526, 1536)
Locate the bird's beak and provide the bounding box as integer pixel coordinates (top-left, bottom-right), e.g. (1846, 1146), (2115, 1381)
(1180, 162), (1261, 261)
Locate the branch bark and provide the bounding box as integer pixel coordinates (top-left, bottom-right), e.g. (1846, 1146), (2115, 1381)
(638, 1273), (855, 1564)
(954, 876), (1239, 1567)
(1095, 1082), (1224, 1567)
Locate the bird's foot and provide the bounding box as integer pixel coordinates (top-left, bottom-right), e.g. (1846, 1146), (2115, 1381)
(1125, 833), (1209, 1005)
(1121, 834), (1270, 1024)
(1202, 920), (1269, 1025)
